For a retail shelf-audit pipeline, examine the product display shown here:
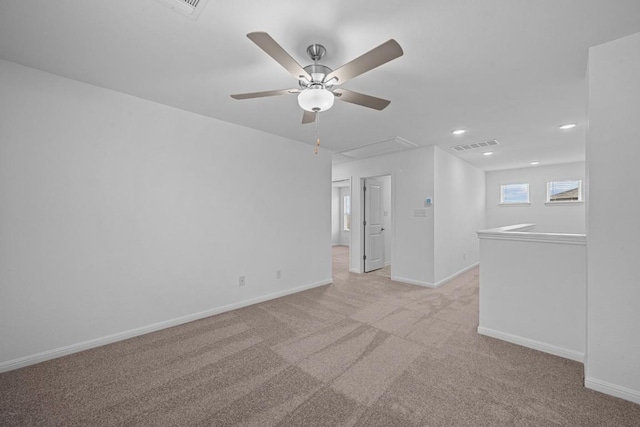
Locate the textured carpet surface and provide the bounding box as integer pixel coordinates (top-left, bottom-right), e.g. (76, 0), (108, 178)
(1, 245), (639, 426)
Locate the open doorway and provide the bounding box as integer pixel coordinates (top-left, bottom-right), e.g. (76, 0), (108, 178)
(331, 179), (351, 276)
(362, 174), (392, 276)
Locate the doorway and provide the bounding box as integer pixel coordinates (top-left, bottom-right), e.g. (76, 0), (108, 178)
(331, 179), (351, 276)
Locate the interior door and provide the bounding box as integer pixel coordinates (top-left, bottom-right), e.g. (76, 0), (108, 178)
(364, 178), (385, 272)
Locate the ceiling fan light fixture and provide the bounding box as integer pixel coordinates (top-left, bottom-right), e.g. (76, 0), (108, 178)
(298, 86), (334, 112)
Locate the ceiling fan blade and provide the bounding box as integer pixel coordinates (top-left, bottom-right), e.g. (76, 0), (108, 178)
(326, 39), (403, 85)
(247, 32), (311, 81)
(230, 89), (299, 100)
(301, 110), (316, 124)
(333, 88), (391, 110)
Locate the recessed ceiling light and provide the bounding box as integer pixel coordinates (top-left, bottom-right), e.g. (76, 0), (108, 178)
(452, 129), (466, 135)
(530, 161), (540, 165)
(558, 123), (576, 130)
(483, 151), (493, 156)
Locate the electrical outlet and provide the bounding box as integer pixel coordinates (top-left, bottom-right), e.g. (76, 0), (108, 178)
(239, 276), (245, 287)
(276, 270), (281, 279)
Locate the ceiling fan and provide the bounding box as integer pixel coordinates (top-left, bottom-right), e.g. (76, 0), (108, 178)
(230, 32), (404, 124)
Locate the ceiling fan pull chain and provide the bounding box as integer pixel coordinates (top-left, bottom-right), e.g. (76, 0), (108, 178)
(314, 111), (320, 155)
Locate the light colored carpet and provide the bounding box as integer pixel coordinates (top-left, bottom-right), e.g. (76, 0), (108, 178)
(369, 264), (391, 278)
(1, 247), (639, 426)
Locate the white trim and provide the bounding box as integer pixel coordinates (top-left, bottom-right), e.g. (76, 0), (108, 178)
(498, 202), (531, 207)
(391, 264), (478, 289)
(391, 276), (438, 288)
(477, 326), (584, 362)
(434, 262), (479, 287)
(349, 267), (362, 274)
(585, 377), (640, 405)
(477, 224), (586, 246)
(485, 223), (537, 232)
(544, 201), (584, 206)
(0, 278), (332, 374)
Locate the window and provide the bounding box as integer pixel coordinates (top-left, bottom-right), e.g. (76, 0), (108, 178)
(500, 183), (530, 205)
(343, 195), (351, 231)
(546, 180), (582, 203)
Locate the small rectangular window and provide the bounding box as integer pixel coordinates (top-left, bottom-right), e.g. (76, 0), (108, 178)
(343, 195), (351, 231)
(500, 183), (530, 205)
(547, 180), (582, 203)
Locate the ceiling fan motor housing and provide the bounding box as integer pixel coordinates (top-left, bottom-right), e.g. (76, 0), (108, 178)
(299, 64), (334, 89)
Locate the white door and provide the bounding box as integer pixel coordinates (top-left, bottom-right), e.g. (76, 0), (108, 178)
(364, 178), (385, 272)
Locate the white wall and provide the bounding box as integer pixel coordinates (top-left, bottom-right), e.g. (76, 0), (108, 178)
(0, 60), (332, 370)
(477, 228), (586, 362)
(586, 32), (640, 404)
(486, 162), (585, 234)
(434, 147), (485, 283)
(333, 147), (436, 284)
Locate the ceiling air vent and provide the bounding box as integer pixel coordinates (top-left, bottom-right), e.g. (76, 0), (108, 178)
(451, 139), (499, 152)
(154, 0), (210, 19)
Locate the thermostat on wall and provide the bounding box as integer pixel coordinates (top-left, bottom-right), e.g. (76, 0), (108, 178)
(425, 198), (433, 207)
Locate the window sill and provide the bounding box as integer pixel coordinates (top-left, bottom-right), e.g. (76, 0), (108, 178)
(545, 201), (584, 206)
(499, 202), (531, 207)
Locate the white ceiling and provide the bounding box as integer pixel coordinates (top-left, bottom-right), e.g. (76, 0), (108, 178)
(1, 0), (639, 171)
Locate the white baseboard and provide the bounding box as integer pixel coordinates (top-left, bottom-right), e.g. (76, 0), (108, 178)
(349, 267), (362, 274)
(391, 263), (479, 289)
(434, 262), (479, 287)
(0, 278), (333, 374)
(585, 377), (640, 405)
(477, 326), (584, 362)
(391, 276), (437, 288)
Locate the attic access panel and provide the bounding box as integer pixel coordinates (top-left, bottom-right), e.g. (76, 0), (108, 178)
(337, 137), (417, 160)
